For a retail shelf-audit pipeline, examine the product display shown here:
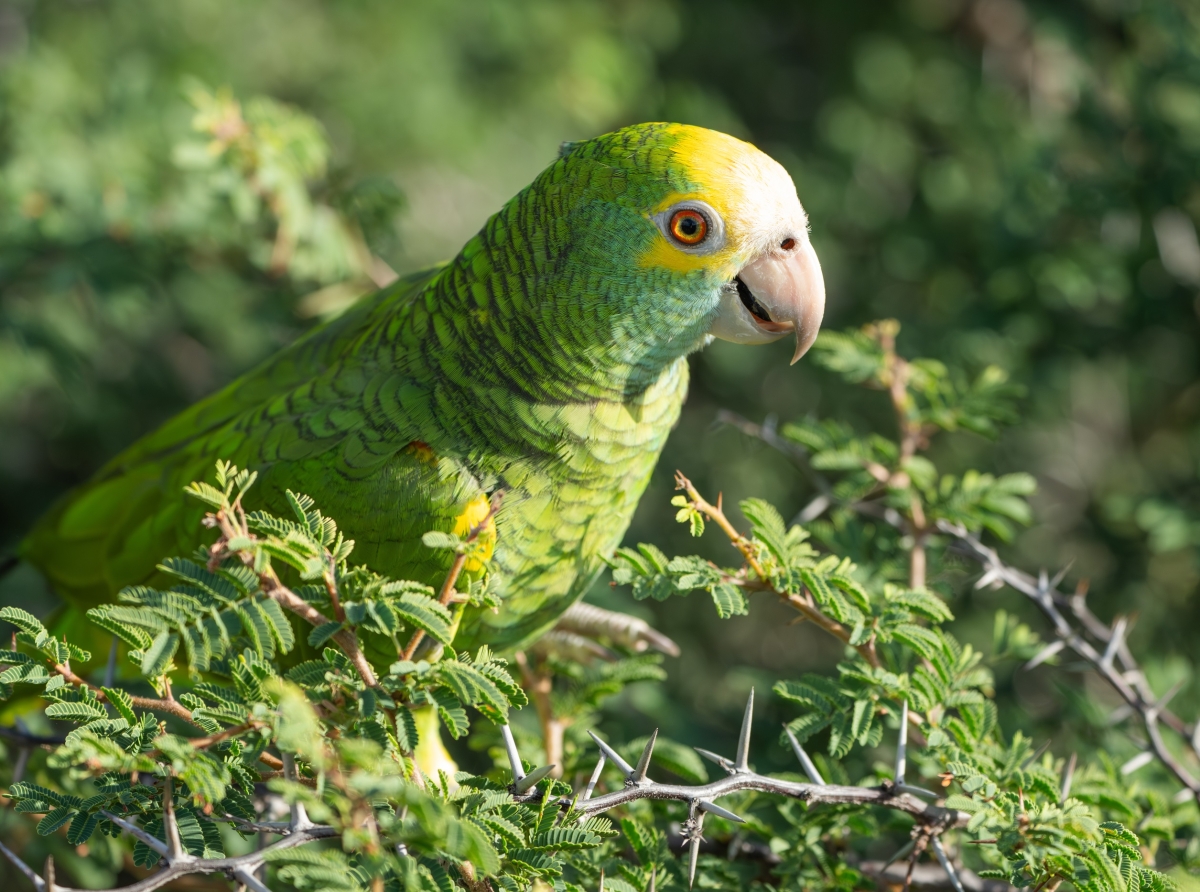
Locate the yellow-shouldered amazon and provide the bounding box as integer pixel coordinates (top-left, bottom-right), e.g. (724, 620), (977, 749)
(21, 122), (825, 662)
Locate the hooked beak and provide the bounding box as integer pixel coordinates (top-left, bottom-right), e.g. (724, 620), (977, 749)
(709, 239), (826, 364)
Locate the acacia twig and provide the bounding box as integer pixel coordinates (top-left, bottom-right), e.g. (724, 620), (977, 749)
(718, 410), (1200, 804)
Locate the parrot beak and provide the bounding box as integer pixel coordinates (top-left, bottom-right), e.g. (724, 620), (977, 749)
(709, 239), (826, 364)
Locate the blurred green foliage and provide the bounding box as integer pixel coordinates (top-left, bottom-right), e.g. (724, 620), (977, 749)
(1, 0), (1199, 885)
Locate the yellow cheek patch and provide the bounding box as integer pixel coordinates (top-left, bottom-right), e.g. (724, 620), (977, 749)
(453, 493), (496, 574)
(638, 233), (732, 275)
(639, 190), (740, 275)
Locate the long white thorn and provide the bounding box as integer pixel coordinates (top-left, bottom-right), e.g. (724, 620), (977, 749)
(0, 838), (45, 891)
(632, 729), (658, 784)
(588, 730), (636, 780)
(1020, 739), (1051, 769)
(735, 688), (754, 773)
(698, 800), (745, 823)
(499, 723), (525, 782)
(582, 755), (606, 802)
(685, 801), (705, 890)
(893, 700), (909, 785)
(881, 839), (916, 872)
(1120, 750), (1155, 776)
(1049, 561), (1074, 591)
(1101, 617), (1127, 669)
(233, 866), (273, 892)
(513, 764), (556, 795)
(12, 747), (30, 784)
(1150, 678), (1185, 716)
(104, 636), (119, 689)
(688, 836), (700, 890)
(282, 753), (312, 831)
(1024, 639), (1065, 671)
(784, 726), (824, 785)
(694, 747), (737, 775)
(101, 811), (169, 856)
(931, 836), (965, 892)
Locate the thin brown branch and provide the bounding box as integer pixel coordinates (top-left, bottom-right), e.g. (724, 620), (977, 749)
(323, 559), (346, 624)
(173, 720), (266, 754)
(515, 651), (566, 777)
(257, 568), (377, 688)
(400, 493), (500, 661)
(206, 501), (378, 689)
(674, 470), (881, 669)
(51, 663), (196, 725)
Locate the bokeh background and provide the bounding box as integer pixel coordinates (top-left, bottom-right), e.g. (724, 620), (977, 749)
(1, 0), (1198, 794)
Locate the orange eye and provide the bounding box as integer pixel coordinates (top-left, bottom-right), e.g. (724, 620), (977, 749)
(669, 208), (709, 246)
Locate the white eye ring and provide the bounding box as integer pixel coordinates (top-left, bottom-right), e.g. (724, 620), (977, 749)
(652, 200), (726, 255)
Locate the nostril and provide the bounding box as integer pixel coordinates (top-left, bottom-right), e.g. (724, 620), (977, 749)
(780, 237), (796, 251)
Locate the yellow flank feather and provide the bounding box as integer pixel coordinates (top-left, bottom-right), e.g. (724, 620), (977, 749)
(453, 492), (496, 574)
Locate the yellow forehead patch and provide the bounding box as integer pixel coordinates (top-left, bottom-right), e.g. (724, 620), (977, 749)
(638, 124), (802, 276)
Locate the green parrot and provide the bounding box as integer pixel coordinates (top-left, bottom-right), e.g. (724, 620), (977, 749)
(21, 121), (825, 671)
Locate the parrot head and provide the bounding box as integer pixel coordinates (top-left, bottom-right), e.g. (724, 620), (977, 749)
(535, 122), (825, 370)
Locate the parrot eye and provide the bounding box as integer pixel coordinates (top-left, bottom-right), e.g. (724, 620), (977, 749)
(654, 200), (725, 254)
(669, 209), (709, 245)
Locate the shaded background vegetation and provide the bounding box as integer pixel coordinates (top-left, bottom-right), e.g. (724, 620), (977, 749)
(1, 0), (1198, 813)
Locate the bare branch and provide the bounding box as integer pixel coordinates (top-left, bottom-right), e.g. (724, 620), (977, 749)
(100, 811), (169, 857)
(0, 838), (45, 892)
(941, 520), (1200, 803)
(36, 825), (337, 892)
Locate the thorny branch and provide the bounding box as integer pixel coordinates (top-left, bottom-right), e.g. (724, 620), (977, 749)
(0, 822), (338, 892)
(943, 522), (1200, 804)
(717, 409), (1200, 805)
(1, 686), (975, 892)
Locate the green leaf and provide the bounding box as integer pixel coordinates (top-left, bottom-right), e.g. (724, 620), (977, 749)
(45, 700), (108, 722)
(429, 689), (469, 738)
(307, 621), (343, 648)
(709, 582), (748, 619)
(393, 592), (454, 645)
(37, 808), (73, 835)
(0, 607), (45, 637)
(67, 810), (100, 845)
(435, 660), (509, 719)
(740, 498), (789, 561)
(140, 631), (179, 678)
(421, 530), (462, 552)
